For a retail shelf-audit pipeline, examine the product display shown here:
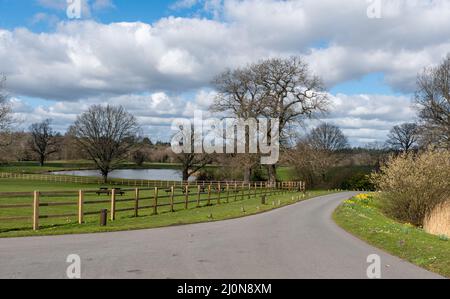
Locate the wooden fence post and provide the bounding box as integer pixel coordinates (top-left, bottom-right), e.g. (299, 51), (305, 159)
(78, 190), (84, 224)
(197, 185), (201, 208)
(241, 183), (245, 201)
(207, 184), (211, 206)
(111, 189), (116, 221)
(33, 191), (40, 231)
(226, 184), (230, 203)
(185, 185), (189, 210)
(234, 183), (238, 201)
(217, 183), (221, 204)
(170, 186), (175, 212)
(153, 187), (159, 215)
(134, 188), (140, 218)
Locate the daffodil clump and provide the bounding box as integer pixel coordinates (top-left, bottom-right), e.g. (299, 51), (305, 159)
(343, 193), (376, 209)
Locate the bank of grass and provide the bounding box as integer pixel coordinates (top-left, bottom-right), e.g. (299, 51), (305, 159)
(333, 193), (450, 278)
(0, 178), (333, 238)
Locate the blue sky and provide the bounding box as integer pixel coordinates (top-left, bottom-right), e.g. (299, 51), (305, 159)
(0, 0), (207, 31)
(0, 0), (448, 144)
(0, 1), (169, 28)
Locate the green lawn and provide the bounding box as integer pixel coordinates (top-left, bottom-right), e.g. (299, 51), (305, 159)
(276, 166), (296, 181)
(333, 194), (450, 278)
(0, 178), (333, 238)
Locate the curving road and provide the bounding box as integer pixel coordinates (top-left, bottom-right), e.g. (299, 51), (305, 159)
(0, 192), (443, 279)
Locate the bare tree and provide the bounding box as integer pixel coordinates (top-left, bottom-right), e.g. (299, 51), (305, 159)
(287, 140), (334, 188)
(132, 150), (147, 166)
(307, 123), (349, 152)
(28, 119), (60, 166)
(0, 75), (14, 146)
(415, 54), (450, 148)
(212, 57), (329, 182)
(386, 123), (419, 153)
(70, 105), (140, 183)
(176, 152), (211, 182)
(171, 125), (212, 182)
(211, 66), (265, 182)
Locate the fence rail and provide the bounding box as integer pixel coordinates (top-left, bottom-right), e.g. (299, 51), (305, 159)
(0, 181), (306, 231)
(0, 171), (301, 189)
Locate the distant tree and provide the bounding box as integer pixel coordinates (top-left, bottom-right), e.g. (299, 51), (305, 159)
(28, 119), (60, 166)
(142, 137), (153, 146)
(132, 150), (147, 166)
(0, 75), (14, 146)
(415, 54), (450, 148)
(307, 123), (349, 152)
(176, 152), (211, 182)
(386, 123), (419, 153)
(70, 105), (140, 183)
(171, 125), (212, 182)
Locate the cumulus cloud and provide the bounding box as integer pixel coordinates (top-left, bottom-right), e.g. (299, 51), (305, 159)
(9, 90), (416, 146)
(1, 0), (449, 144)
(9, 89), (216, 138)
(0, 0), (448, 100)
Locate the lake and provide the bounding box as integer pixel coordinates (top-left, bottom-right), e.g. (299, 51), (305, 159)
(52, 169), (194, 182)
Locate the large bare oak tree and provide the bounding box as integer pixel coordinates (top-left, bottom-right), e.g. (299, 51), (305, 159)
(29, 119), (60, 166)
(415, 55), (450, 149)
(70, 105), (140, 183)
(212, 57), (329, 182)
(386, 123), (419, 153)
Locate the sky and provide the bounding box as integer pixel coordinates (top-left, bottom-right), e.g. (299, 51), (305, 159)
(0, 0), (449, 145)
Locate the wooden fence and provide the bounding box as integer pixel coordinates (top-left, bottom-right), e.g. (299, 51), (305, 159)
(0, 172), (302, 189)
(0, 181), (306, 231)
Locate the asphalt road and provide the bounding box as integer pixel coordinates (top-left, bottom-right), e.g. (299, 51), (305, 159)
(0, 192), (443, 279)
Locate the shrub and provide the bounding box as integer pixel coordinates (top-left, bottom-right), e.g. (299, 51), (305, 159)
(372, 150), (450, 227)
(132, 150), (147, 166)
(341, 173), (375, 191)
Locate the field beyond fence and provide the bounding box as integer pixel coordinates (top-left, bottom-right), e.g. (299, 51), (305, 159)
(0, 180), (305, 233)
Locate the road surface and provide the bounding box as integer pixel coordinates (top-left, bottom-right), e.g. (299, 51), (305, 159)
(0, 192), (443, 279)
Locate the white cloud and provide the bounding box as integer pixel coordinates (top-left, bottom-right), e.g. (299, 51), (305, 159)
(0, 0), (448, 100)
(2, 0), (449, 144)
(170, 0), (200, 10)
(9, 90), (417, 146)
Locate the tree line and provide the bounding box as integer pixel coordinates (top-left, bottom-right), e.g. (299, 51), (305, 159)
(0, 55), (448, 186)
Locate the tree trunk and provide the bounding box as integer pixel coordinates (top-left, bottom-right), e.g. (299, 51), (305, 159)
(39, 155), (45, 167)
(243, 166), (251, 183)
(102, 172), (108, 184)
(268, 164), (277, 183)
(182, 169), (189, 182)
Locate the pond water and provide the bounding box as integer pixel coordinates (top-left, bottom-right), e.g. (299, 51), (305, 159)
(52, 169), (194, 181)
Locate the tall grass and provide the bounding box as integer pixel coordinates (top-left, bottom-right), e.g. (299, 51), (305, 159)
(424, 201), (450, 237)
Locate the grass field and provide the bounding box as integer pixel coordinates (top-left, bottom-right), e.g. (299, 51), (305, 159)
(0, 178), (331, 238)
(334, 194), (450, 278)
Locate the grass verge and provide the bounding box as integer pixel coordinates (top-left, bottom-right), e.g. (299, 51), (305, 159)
(333, 194), (450, 278)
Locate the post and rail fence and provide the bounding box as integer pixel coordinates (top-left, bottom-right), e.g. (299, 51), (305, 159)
(0, 181), (306, 231)
(0, 171), (303, 189)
